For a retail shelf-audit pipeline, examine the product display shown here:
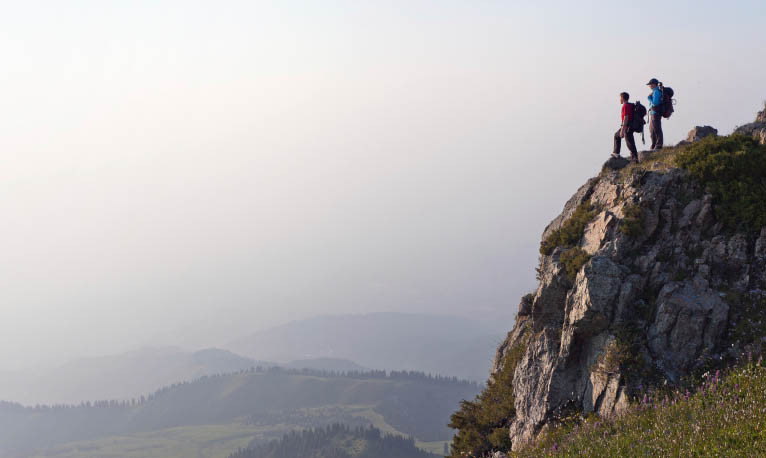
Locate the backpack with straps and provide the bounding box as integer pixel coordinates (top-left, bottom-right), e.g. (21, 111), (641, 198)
(660, 85), (675, 118)
(631, 101), (647, 143)
(631, 101), (647, 131)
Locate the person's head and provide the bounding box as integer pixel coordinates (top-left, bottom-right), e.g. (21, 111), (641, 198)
(620, 92), (629, 104)
(647, 78), (659, 90)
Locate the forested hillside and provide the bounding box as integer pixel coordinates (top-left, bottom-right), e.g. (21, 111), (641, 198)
(229, 424), (440, 458)
(0, 367), (478, 456)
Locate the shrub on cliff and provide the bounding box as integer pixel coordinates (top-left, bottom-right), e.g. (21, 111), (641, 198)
(675, 134), (766, 232)
(449, 333), (529, 457)
(558, 248), (591, 282)
(540, 202), (597, 255)
(618, 204), (644, 238)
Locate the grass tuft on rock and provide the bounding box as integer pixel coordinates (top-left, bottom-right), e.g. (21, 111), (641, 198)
(618, 204), (644, 238)
(558, 248), (591, 282)
(512, 360), (766, 457)
(540, 202), (597, 256)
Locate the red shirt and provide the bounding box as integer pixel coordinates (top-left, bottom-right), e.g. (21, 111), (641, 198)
(621, 103), (634, 123)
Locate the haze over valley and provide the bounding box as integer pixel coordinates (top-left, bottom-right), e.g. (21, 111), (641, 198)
(2, 1), (765, 457)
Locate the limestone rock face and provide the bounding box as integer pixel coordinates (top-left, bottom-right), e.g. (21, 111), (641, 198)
(493, 161), (766, 452)
(647, 281), (729, 381)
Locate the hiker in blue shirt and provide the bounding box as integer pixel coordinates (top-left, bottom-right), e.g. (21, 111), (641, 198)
(647, 78), (663, 150)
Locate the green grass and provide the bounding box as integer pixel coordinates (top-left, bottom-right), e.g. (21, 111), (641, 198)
(675, 135), (766, 232)
(25, 423), (276, 458)
(511, 360), (766, 457)
(26, 404), (439, 458)
(617, 144), (688, 177)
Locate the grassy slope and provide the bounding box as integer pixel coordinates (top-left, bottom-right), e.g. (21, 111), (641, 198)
(512, 358), (765, 456)
(22, 423), (269, 458)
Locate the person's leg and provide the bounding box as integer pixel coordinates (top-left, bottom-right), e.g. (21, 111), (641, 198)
(656, 115), (664, 149)
(649, 115), (659, 149)
(626, 129), (638, 160)
(613, 129), (622, 156)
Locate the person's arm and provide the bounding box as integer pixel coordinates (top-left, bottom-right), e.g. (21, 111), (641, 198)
(620, 105), (627, 137)
(650, 88), (662, 108)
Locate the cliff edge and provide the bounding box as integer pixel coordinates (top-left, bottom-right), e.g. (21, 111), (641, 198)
(449, 104), (766, 456)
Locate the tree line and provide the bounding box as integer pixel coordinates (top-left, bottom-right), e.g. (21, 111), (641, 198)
(0, 366), (477, 413)
(228, 423), (439, 458)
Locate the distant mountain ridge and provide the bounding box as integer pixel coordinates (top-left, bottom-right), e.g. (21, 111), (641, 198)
(0, 312), (502, 405)
(0, 346), (267, 405)
(284, 358), (368, 372)
(226, 312), (506, 382)
(0, 347), (272, 405)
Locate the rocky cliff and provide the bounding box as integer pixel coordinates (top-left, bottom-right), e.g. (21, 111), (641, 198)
(488, 106), (766, 452)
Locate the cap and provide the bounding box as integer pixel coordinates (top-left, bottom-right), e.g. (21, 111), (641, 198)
(647, 78), (659, 85)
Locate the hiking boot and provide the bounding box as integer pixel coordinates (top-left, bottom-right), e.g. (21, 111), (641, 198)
(611, 153), (620, 158)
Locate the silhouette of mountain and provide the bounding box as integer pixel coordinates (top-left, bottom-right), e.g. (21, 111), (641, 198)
(226, 313), (506, 381)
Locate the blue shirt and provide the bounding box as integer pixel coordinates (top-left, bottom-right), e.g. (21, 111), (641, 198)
(648, 87), (663, 115)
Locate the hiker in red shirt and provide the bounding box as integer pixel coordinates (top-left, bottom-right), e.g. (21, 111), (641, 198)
(612, 92), (639, 162)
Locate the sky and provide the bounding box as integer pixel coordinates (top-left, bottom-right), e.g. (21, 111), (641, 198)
(1, 0), (765, 370)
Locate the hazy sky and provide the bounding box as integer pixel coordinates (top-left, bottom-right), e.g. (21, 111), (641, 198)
(1, 1), (765, 369)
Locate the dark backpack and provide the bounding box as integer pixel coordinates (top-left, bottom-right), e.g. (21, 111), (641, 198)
(631, 101), (647, 132)
(660, 85), (675, 118)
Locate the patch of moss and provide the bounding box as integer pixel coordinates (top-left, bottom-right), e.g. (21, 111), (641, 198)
(540, 201), (597, 255)
(559, 248), (591, 282)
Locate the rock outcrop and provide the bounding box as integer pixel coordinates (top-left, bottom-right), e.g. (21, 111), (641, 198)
(734, 103), (766, 144)
(491, 106), (766, 451)
(676, 126), (718, 147)
(686, 125), (717, 143)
